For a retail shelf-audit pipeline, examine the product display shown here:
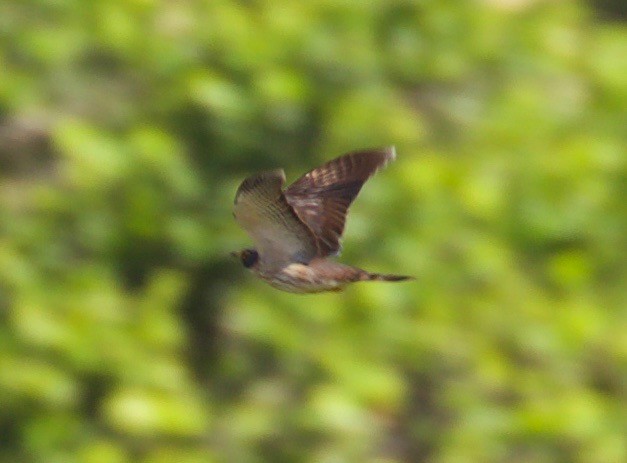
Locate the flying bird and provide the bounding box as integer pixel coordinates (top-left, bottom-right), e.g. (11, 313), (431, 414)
(232, 146), (412, 293)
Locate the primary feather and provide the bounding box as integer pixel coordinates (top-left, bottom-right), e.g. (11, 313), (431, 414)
(285, 147), (396, 256)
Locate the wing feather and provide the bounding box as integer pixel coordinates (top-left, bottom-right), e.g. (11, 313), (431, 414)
(234, 169), (318, 269)
(284, 147), (396, 256)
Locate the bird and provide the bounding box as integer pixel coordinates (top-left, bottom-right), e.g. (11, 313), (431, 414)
(231, 146), (412, 293)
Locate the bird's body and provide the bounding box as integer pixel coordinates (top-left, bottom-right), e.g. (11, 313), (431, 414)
(232, 147), (412, 293)
(251, 258), (409, 293)
(255, 259), (355, 293)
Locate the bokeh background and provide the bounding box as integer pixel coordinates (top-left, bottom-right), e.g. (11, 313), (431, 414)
(1, 0), (626, 462)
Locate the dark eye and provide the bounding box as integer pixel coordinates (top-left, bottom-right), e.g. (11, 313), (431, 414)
(242, 250), (258, 268)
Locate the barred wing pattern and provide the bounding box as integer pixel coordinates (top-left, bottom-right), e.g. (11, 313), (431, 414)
(234, 169), (318, 268)
(285, 147), (396, 257)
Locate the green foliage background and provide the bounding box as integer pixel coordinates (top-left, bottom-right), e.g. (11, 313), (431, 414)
(1, 1), (625, 462)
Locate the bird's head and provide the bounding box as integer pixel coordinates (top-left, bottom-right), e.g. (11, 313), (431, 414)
(230, 248), (259, 269)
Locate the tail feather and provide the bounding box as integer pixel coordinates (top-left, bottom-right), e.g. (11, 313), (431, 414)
(361, 272), (414, 282)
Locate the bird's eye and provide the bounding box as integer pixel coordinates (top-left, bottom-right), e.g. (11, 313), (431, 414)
(242, 250), (259, 268)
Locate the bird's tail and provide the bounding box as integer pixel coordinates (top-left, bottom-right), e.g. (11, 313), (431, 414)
(361, 272), (414, 282)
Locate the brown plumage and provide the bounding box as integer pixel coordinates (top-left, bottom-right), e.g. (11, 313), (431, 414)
(232, 146), (413, 293)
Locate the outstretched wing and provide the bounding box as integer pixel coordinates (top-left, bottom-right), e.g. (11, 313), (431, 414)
(234, 169), (318, 269)
(284, 146), (396, 257)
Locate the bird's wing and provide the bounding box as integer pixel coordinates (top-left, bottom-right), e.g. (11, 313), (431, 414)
(234, 169), (319, 268)
(284, 146), (396, 257)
